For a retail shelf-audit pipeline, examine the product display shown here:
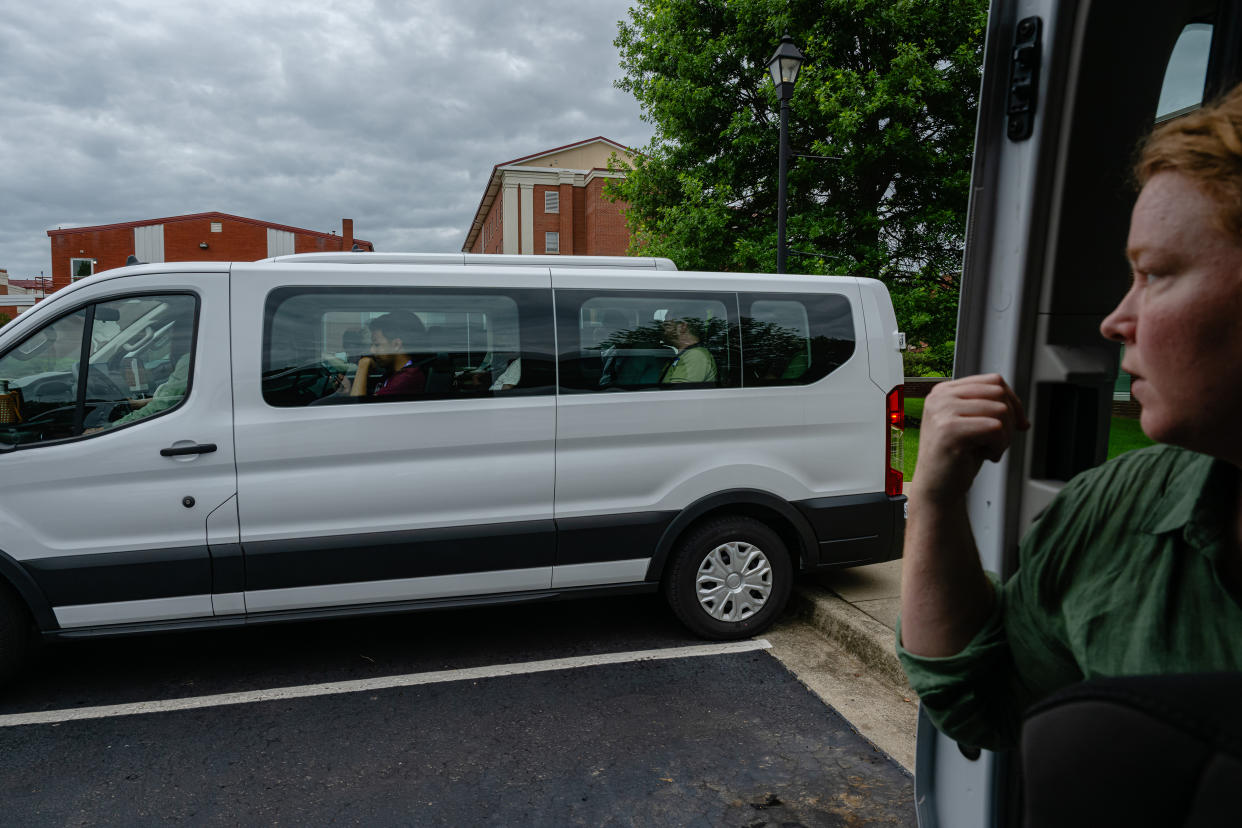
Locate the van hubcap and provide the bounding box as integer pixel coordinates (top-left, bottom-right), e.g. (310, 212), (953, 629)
(695, 541), (773, 622)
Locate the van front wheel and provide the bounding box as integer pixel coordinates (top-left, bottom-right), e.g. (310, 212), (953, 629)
(664, 517), (792, 640)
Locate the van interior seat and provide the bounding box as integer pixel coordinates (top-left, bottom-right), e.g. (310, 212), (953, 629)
(419, 325), (458, 393)
(1020, 673), (1242, 827)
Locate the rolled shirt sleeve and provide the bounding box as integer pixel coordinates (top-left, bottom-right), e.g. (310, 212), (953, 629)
(896, 470), (1103, 750)
(893, 446), (1242, 751)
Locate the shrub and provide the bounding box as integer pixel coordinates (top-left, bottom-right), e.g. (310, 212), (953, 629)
(902, 341), (954, 378)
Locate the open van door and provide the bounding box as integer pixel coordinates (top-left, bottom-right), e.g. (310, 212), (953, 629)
(916, 1), (1242, 824)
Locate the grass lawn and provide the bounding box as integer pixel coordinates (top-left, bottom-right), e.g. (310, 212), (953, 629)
(900, 394), (1154, 481)
(902, 427), (920, 482)
(1106, 416), (1156, 459)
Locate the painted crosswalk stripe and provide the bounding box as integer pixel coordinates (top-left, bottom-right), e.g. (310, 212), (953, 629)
(0, 638), (772, 727)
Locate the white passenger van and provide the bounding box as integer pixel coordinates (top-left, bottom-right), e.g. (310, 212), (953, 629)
(0, 252), (905, 682)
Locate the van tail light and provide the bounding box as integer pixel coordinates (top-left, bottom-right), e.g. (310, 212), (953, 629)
(886, 385), (904, 496)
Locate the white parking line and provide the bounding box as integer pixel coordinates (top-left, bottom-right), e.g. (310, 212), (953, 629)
(0, 638), (772, 728)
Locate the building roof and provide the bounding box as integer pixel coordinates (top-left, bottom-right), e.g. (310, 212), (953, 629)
(461, 137), (634, 253)
(494, 136), (631, 168)
(46, 211), (372, 248)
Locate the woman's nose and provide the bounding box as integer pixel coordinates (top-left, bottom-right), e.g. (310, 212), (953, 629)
(1100, 287), (1137, 343)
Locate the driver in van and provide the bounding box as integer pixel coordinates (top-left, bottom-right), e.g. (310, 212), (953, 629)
(350, 311), (427, 398)
(898, 84), (1242, 750)
(98, 318), (193, 430)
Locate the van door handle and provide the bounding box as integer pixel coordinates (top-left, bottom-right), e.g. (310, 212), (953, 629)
(160, 443), (218, 457)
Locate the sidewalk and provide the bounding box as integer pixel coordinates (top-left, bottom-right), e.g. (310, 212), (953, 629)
(768, 558), (916, 770)
(787, 559), (907, 691)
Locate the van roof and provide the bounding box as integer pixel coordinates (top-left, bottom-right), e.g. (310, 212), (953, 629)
(260, 252), (679, 270)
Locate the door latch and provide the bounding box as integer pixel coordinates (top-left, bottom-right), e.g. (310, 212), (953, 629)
(1007, 16), (1042, 141)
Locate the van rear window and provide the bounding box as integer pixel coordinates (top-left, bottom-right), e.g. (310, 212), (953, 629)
(740, 293), (855, 386)
(555, 289), (856, 393)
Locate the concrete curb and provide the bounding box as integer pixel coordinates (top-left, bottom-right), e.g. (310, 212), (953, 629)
(788, 585), (911, 693)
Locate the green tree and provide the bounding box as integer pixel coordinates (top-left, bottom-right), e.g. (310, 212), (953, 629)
(0, 313), (11, 329)
(611, 0), (987, 375)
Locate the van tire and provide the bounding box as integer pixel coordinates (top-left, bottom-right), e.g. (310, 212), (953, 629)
(664, 516), (792, 640)
(0, 582), (32, 687)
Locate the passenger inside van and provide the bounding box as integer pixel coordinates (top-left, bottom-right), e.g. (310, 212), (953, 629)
(658, 307), (717, 385)
(898, 84), (1242, 751)
(456, 342), (520, 392)
(460, 353), (520, 391)
(488, 358), (520, 391)
(350, 311), (427, 398)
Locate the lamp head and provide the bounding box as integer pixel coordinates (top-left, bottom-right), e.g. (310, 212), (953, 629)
(767, 34), (805, 95)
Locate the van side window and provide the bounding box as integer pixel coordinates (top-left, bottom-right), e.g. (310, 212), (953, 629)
(740, 294), (856, 386)
(555, 290), (739, 392)
(262, 287), (555, 407)
(0, 309), (88, 446)
(0, 294), (199, 447)
(1157, 23), (1212, 121)
(87, 295), (199, 431)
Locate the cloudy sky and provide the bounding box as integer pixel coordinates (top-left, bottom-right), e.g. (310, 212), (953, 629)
(1, 0), (652, 280)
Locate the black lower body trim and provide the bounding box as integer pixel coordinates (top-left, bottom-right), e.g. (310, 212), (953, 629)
(210, 542), (244, 594)
(555, 511), (676, 565)
(242, 520), (557, 591)
(44, 581), (659, 640)
(23, 546), (212, 606)
(794, 492), (906, 568)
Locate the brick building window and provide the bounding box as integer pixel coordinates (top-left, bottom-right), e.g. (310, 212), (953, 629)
(545, 232), (560, 254)
(70, 258), (95, 281)
(544, 191), (559, 214)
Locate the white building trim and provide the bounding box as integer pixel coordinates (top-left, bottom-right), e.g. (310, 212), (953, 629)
(501, 181), (519, 255)
(519, 183), (534, 254)
(584, 168), (628, 185)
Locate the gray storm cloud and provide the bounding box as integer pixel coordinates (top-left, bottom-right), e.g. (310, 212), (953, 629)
(0, 0), (650, 279)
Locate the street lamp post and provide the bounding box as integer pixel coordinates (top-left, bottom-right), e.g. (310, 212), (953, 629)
(767, 34), (804, 274)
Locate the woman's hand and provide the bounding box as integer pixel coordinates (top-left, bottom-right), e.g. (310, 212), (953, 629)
(912, 374), (1030, 505)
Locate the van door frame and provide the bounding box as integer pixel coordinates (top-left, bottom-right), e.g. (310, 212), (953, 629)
(917, 1), (1242, 825)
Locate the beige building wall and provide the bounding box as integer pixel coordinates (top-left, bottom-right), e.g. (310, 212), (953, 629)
(464, 138), (635, 256)
(514, 144), (635, 171)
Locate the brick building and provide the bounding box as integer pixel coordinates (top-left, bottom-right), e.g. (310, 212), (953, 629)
(46, 212), (373, 293)
(0, 277), (47, 323)
(0, 269), (14, 321)
(462, 137), (634, 256)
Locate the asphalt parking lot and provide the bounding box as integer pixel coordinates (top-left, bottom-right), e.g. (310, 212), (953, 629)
(0, 595), (914, 826)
